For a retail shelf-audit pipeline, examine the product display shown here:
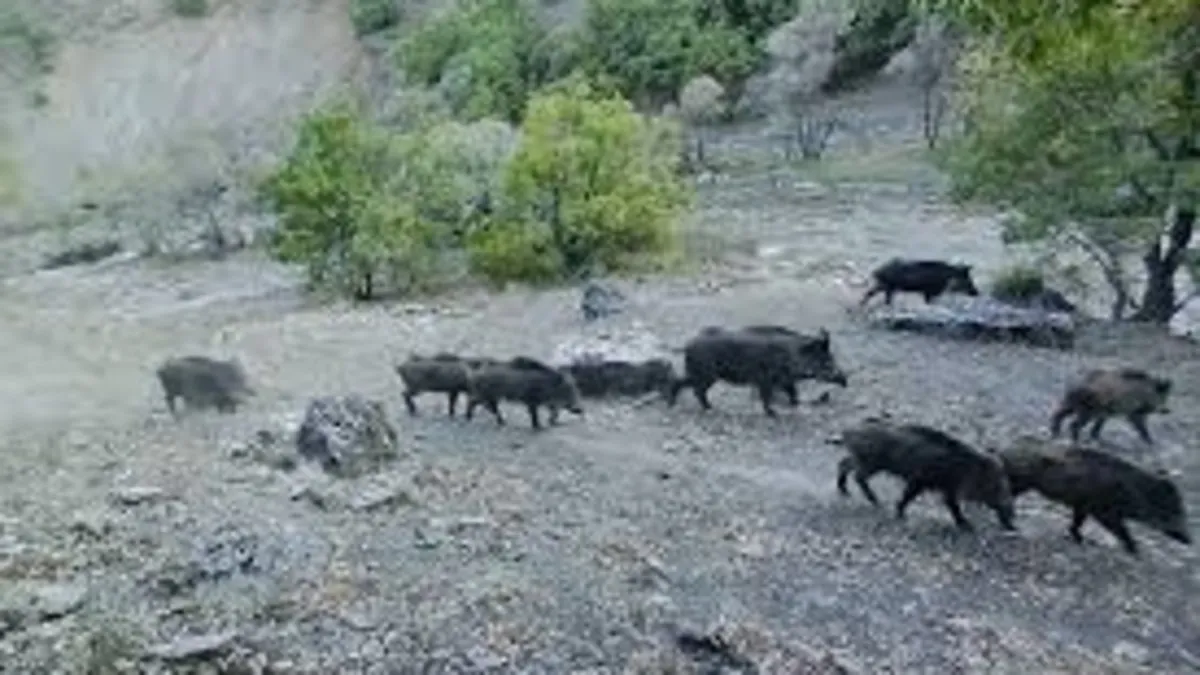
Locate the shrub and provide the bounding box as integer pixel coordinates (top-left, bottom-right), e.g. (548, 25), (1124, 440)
(990, 264), (1046, 301)
(577, 0), (758, 108)
(468, 79), (690, 283)
(260, 105), (438, 300)
(0, 7), (56, 74)
(169, 0), (209, 18)
(395, 0), (545, 122)
(350, 0), (401, 36)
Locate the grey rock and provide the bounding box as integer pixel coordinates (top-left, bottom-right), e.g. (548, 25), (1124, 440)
(580, 281), (628, 322)
(295, 396), (400, 478)
(146, 629), (238, 661)
(349, 479), (418, 513)
(31, 582), (89, 620)
(551, 322), (672, 365)
(868, 295), (1076, 349)
(110, 485), (168, 506)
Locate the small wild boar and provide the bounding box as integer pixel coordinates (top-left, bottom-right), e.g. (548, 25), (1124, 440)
(1049, 368), (1172, 445)
(859, 258), (979, 307)
(999, 436), (1191, 556)
(396, 352), (498, 417)
(561, 358), (676, 399)
(833, 418), (1016, 532)
(156, 355), (255, 417)
(668, 326), (848, 417)
(466, 357), (585, 429)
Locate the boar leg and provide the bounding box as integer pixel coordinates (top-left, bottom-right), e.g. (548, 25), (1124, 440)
(446, 391), (459, 417)
(465, 398), (478, 420)
(756, 384), (777, 417)
(547, 405), (561, 426)
(1126, 413), (1154, 445)
(780, 382), (799, 407)
(525, 403), (541, 430)
(1088, 416), (1107, 440)
(1067, 411), (1092, 443)
(1095, 512), (1139, 556)
(1049, 405), (1071, 438)
(403, 391), (418, 416)
(940, 490), (974, 532)
(894, 481), (928, 521)
(691, 380), (715, 410)
(836, 458), (853, 496)
(488, 401), (506, 426)
(165, 393), (179, 417)
(859, 284), (883, 307)
(854, 470), (881, 506)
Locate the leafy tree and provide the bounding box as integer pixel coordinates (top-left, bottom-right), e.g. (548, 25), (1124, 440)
(929, 0), (1200, 322)
(395, 0), (545, 122)
(469, 78), (690, 283)
(260, 105), (439, 300)
(576, 0), (758, 108)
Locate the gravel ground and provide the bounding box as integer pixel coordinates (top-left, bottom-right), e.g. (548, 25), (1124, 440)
(1, 169), (1199, 673)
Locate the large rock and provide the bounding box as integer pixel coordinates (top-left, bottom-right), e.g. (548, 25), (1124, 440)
(580, 281), (628, 322)
(551, 321), (673, 365)
(867, 295), (1076, 350)
(295, 396), (400, 478)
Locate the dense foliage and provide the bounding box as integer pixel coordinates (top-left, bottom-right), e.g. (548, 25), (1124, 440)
(262, 82), (690, 298)
(929, 0), (1200, 321)
(469, 79), (690, 283)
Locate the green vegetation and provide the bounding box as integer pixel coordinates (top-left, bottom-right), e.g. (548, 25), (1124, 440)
(168, 0), (210, 18)
(990, 264), (1045, 302)
(260, 104), (438, 300)
(395, 0), (547, 122)
(0, 6), (56, 75)
(350, 0), (401, 36)
(262, 82), (689, 298)
(469, 79), (689, 283)
(929, 0), (1200, 322)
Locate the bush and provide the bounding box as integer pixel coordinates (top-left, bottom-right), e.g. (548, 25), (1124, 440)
(350, 0), (401, 36)
(990, 264), (1046, 301)
(468, 79), (690, 283)
(577, 0), (758, 108)
(260, 105), (439, 300)
(395, 0), (546, 122)
(169, 0), (209, 18)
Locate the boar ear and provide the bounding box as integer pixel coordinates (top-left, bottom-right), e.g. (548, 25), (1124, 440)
(816, 327), (830, 345)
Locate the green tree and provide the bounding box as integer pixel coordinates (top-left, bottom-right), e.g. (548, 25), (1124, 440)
(468, 79), (691, 283)
(577, 0), (759, 108)
(395, 0), (546, 122)
(260, 105), (439, 300)
(929, 0), (1200, 322)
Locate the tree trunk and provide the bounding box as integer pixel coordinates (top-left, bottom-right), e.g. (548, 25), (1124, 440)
(1132, 207), (1195, 323)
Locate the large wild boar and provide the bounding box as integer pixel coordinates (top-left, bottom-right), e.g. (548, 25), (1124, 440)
(832, 418), (1016, 532)
(156, 355), (255, 416)
(999, 436), (1191, 556)
(396, 352), (498, 417)
(668, 326), (848, 417)
(859, 258), (979, 307)
(1049, 368), (1172, 445)
(466, 357), (585, 429)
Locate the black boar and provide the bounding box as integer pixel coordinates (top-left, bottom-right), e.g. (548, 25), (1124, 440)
(833, 419), (1016, 531)
(561, 358), (676, 399)
(999, 438), (1191, 556)
(1049, 368), (1172, 445)
(668, 326), (848, 417)
(859, 258), (980, 307)
(156, 355), (255, 416)
(466, 357), (585, 429)
(395, 352), (498, 417)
